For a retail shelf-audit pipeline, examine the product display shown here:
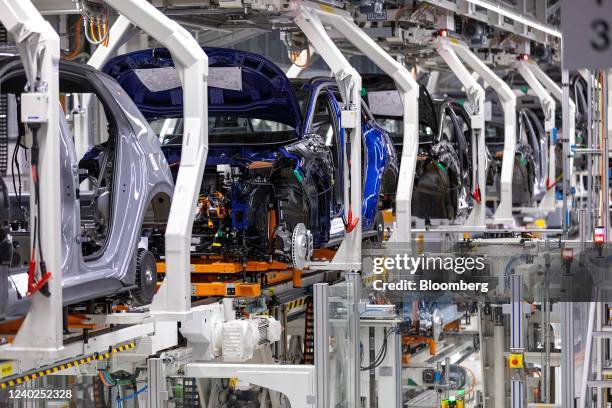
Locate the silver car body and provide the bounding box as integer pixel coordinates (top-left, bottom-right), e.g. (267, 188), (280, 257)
(0, 58), (173, 319)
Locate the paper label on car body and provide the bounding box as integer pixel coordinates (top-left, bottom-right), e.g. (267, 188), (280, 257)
(135, 66), (243, 92)
(367, 90), (403, 117)
(209, 67), (243, 91)
(135, 67), (181, 92)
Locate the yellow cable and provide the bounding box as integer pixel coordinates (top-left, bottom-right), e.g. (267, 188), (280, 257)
(96, 17), (103, 45)
(89, 20), (98, 43)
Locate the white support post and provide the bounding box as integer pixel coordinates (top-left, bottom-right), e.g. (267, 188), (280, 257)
(312, 11), (419, 245)
(99, 0), (208, 319)
(186, 363), (316, 408)
(0, 0), (63, 359)
(527, 62), (577, 192)
(516, 59), (557, 212)
(436, 37), (487, 229)
(426, 70), (440, 95)
(445, 39), (517, 225)
(293, 5), (362, 270)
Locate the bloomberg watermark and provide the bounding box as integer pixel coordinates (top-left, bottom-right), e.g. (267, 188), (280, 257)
(370, 254), (489, 294)
(372, 254), (486, 275)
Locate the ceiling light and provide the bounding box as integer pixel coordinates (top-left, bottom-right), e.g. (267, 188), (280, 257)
(465, 0), (562, 38)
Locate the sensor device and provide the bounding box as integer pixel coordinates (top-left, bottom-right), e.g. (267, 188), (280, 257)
(21, 92), (49, 124)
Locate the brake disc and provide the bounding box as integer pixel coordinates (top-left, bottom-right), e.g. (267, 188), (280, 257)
(291, 223), (312, 269)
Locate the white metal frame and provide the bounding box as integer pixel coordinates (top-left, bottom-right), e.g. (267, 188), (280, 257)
(287, 3), (419, 247)
(87, 1), (209, 320)
(291, 3), (362, 270)
(436, 37), (487, 229)
(0, 0), (208, 365)
(0, 0), (63, 360)
(186, 363), (315, 408)
(516, 59), (557, 212)
(440, 38), (517, 225)
(315, 10), (419, 244)
(526, 61), (577, 192)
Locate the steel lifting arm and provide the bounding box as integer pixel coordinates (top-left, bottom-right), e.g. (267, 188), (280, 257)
(87, 16), (140, 70)
(446, 39), (517, 225)
(100, 0), (208, 318)
(436, 37), (487, 228)
(293, 5), (362, 270)
(516, 60), (557, 211)
(314, 10), (420, 245)
(0, 0), (63, 358)
(527, 62), (577, 191)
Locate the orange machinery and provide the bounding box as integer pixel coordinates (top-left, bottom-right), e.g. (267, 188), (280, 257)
(156, 248), (335, 298)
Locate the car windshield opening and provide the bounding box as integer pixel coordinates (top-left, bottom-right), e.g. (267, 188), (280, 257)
(375, 117), (436, 146)
(151, 116), (297, 146)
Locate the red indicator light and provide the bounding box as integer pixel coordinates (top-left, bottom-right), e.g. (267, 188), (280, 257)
(595, 226), (606, 245)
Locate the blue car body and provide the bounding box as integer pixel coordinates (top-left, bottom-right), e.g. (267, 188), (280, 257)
(103, 47), (397, 260)
(297, 78), (398, 229)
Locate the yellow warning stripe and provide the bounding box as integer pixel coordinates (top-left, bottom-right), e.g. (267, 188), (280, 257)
(260, 296), (310, 316)
(283, 296), (309, 312)
(0, 341), (135, 389)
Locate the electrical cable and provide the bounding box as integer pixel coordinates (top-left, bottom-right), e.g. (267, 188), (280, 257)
(116, 385), (147, 408)
(76, 0), (110, 46)
(62, 17), (83, 61)
(25, 124), (51, 297)
(98, 370), (113, 387)
(11, 131), (25, 219)
(359, 327), (400, 371)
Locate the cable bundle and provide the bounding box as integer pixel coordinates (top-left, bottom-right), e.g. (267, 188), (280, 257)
(72, 0), (111, 46)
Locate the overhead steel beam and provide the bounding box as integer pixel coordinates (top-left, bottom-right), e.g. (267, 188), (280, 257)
(198, 27), (268, 47)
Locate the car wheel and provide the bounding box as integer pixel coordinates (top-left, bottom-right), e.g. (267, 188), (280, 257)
(131, 248), (157, 306)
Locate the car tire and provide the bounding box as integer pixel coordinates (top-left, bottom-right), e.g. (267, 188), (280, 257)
(131, 248), (157, 306)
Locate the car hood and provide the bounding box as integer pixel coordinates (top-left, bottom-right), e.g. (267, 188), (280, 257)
(103, 47), (302, 131)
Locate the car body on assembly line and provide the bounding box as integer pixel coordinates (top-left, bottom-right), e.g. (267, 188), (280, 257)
(362, 74), (474, 222)
(0, 56), (173, 320)
(103, 47), (398, 268)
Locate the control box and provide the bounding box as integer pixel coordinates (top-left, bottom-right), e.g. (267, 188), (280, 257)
(21, 92), (49, 124)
